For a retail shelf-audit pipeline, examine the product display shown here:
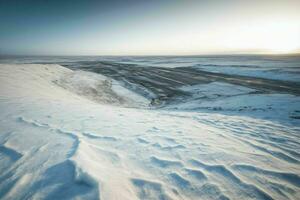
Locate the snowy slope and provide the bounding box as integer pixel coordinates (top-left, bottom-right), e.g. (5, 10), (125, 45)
(0, 64), (300, 200)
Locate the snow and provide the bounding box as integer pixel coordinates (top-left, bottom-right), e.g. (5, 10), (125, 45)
(104, 56), (300, 82)
(193, 65), (300, 82)
(167, 82), (300, 123)
(0, 64), (300, 200)
(55, 70), (150, 107)
(180, 82), (257, 98)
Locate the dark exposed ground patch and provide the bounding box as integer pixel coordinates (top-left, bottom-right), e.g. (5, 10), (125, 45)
(62, 61), (300, 105)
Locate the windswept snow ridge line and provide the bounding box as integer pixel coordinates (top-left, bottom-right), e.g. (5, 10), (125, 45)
(54, 70), (150, 107)
(0, 64), (300, 200)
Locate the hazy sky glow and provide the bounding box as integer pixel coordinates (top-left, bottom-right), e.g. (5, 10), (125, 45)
(1, 0), (300, 55)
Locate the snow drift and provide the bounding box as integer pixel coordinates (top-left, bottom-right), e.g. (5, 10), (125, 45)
(0, 64), (299, 200)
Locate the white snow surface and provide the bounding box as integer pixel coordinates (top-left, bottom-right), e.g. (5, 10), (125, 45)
(180, 82), (257, 98)
(0, 64), (300, 200)
(167, 82), (300, 123)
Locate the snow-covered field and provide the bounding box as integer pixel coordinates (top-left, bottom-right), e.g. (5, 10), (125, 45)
(102, 55), (300, 82)
(0, 64), (300, 200)
(166, 82), (300, 123)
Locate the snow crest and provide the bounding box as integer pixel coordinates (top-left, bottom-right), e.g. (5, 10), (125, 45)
(55, 70), (150, 107)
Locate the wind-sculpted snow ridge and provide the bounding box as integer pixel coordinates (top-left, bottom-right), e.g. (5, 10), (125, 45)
(54, 70), (150, 108)
(0, 64), (300, 200)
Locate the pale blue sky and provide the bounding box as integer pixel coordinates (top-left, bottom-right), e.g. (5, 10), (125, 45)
(1, 0), (299, 55)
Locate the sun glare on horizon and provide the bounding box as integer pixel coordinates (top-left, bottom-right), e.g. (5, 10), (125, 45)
(210, 16), (300, 55)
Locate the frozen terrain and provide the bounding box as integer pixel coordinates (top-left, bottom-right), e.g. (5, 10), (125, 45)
(0, 63), (300, 200)
(98, 55), (300, 82)
(1, 55), (300, 82)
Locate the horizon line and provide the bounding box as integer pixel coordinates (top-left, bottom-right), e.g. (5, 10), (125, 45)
(1, 52), (300, 57)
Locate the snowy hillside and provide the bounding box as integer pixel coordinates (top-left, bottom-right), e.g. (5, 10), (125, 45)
(0, 64), (299, 200)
